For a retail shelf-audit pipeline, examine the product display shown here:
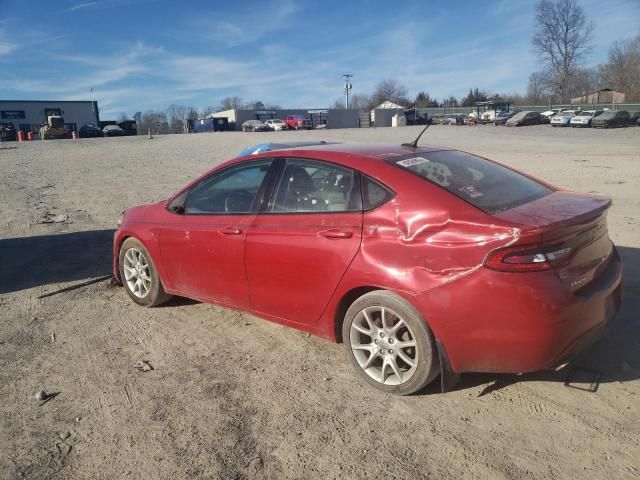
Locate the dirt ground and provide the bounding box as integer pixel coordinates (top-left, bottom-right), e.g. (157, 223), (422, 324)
(1, 125), (639, 480)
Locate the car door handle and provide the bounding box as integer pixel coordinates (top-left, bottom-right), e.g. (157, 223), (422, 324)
(318, 229), (353, 239)
(219, 226), (242, 235)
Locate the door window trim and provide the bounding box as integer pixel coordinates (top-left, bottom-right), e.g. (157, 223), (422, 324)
(259, 157), (363, 215)
(167, 158), (279, 216)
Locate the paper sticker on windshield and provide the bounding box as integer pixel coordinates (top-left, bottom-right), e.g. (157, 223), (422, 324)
(458, 185), (484, 198)
(398, 156), (430, 167)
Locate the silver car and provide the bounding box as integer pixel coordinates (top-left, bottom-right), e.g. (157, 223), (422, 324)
(264, 119), (288, 131)
(241, 120), (270, 132)
(570, 110), (603, 128)
(550, 110), (575, 127)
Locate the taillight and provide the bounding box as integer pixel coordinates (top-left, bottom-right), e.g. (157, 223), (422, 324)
(484, 244), (572, 272)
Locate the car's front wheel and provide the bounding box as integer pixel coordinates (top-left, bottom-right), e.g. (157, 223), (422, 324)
(342, 290), (439, 395)
(119, 237), (172, 307)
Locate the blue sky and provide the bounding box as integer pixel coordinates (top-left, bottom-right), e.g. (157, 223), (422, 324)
(1, 0), (638, 118)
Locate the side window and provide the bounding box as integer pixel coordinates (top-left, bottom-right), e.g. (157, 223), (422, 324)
(270, 158), (361, 213)
(362, 176), (394, 210)
(183, 159), (272, 214)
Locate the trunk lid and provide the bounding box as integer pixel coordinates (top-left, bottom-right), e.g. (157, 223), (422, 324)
(495, 191), (614, 292)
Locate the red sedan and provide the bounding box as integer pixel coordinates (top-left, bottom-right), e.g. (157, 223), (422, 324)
(113, 142), (622, 395)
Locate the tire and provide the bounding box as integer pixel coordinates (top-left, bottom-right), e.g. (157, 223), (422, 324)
(118, 237), (172, 307)
(342, 290), (439, 395)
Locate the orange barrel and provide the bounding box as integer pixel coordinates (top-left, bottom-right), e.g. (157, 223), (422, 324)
(27, 131), (33, 141)
(18, 131), (25, 142)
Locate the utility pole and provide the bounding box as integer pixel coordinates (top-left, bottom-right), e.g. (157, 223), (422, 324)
(343, 74), (353, 109)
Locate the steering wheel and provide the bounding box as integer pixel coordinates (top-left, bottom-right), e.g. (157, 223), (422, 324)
(224, 190), (254, 213)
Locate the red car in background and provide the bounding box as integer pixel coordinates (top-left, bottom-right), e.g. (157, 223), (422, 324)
(113, 142), (621, 395)
(285, 114), (312, 130)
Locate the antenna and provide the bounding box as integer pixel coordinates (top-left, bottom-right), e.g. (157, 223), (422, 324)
(343, 74), (353, 109)
(402, 123), (431, 148)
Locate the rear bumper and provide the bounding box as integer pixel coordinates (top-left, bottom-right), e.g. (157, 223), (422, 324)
(412, 248), (622, 373)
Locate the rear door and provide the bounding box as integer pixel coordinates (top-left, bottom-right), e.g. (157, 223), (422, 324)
(245, 157), (363, 325)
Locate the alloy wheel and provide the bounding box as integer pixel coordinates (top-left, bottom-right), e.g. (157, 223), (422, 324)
(123, 248), (152, 299)
(349, 306), (418, 385)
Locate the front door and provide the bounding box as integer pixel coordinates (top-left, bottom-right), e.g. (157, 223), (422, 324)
(245, 157), (363, 325)
(158, 159), (274, 307)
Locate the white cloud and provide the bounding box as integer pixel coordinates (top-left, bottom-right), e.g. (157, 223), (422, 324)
(0, 42), (15, 56)
(194, 0), (298, 47)
(65, 1), (103, 12)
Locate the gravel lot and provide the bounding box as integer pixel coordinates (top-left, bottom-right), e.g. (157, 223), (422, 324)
(1, 125), (639, 479)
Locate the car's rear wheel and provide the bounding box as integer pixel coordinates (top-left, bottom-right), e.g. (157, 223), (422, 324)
(342, 290), (439, 395)
(119, 237), (172, 307)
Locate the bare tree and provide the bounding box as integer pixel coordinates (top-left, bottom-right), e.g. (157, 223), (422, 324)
(140, 110), (169, 135)
(217, 96), (244, 111)
(371, 79), (409, 107)
(201, 106), (216, 117)
(117, 112), (130, 122)
(133, 112), (142, 134)
(599, 34), (640, 101)
(526, 71), (550, 103)
(166, 104), (187, 133)
(532, 0), (594, 102)
(349, 94), (371, 109)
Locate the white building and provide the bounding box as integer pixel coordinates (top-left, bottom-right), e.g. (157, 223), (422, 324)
(370, 101), (406, 124)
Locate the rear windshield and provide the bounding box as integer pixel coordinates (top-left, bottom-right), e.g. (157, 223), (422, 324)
(393, 150), (553, 214)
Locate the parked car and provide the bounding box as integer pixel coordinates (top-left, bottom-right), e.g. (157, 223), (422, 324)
(591, 110), (630, 128)
(79, 124), (104, 138)
(550, 110), (575, 127)
(570, 110), (603, 128)
(493, 110), (520, 126)
(264, 119), (287, 131)
(285, 115), (312, 130)
(103, 125), (126, 137)
(242, 120), (270, 132)
(0, 122), (17, 141)
(505, 111), (542, 127)
(540, 109), (560, 124)
(113, 142), (621, 395)
(627, 111), (640, 126)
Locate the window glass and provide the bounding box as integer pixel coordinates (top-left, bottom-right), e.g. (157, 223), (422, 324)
(184, 160), (272, 214)
(393, 151), (552, 214)
(270, 159), (360, 213)
(362, 176), (393, 210)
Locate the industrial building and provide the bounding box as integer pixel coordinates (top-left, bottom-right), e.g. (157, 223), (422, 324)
(571, 88), (625, 105)
(0, 100), (100, 136)
(212, 108), (361, 130)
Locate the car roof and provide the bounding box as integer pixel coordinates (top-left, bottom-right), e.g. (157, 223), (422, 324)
(244, 142), (452, 160)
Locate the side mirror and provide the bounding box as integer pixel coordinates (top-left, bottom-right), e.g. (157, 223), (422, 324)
(169, 204), (184, 214)
(167, 190), (188, 214)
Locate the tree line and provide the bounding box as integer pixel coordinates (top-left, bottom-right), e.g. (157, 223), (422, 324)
(120, 97), (284, 134)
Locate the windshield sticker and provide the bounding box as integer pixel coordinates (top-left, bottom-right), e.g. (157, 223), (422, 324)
(398, 156), (430, 167)
(458, 185), (484, 198)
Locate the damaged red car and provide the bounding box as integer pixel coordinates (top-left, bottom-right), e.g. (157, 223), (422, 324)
(113, 141), (622, 395)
